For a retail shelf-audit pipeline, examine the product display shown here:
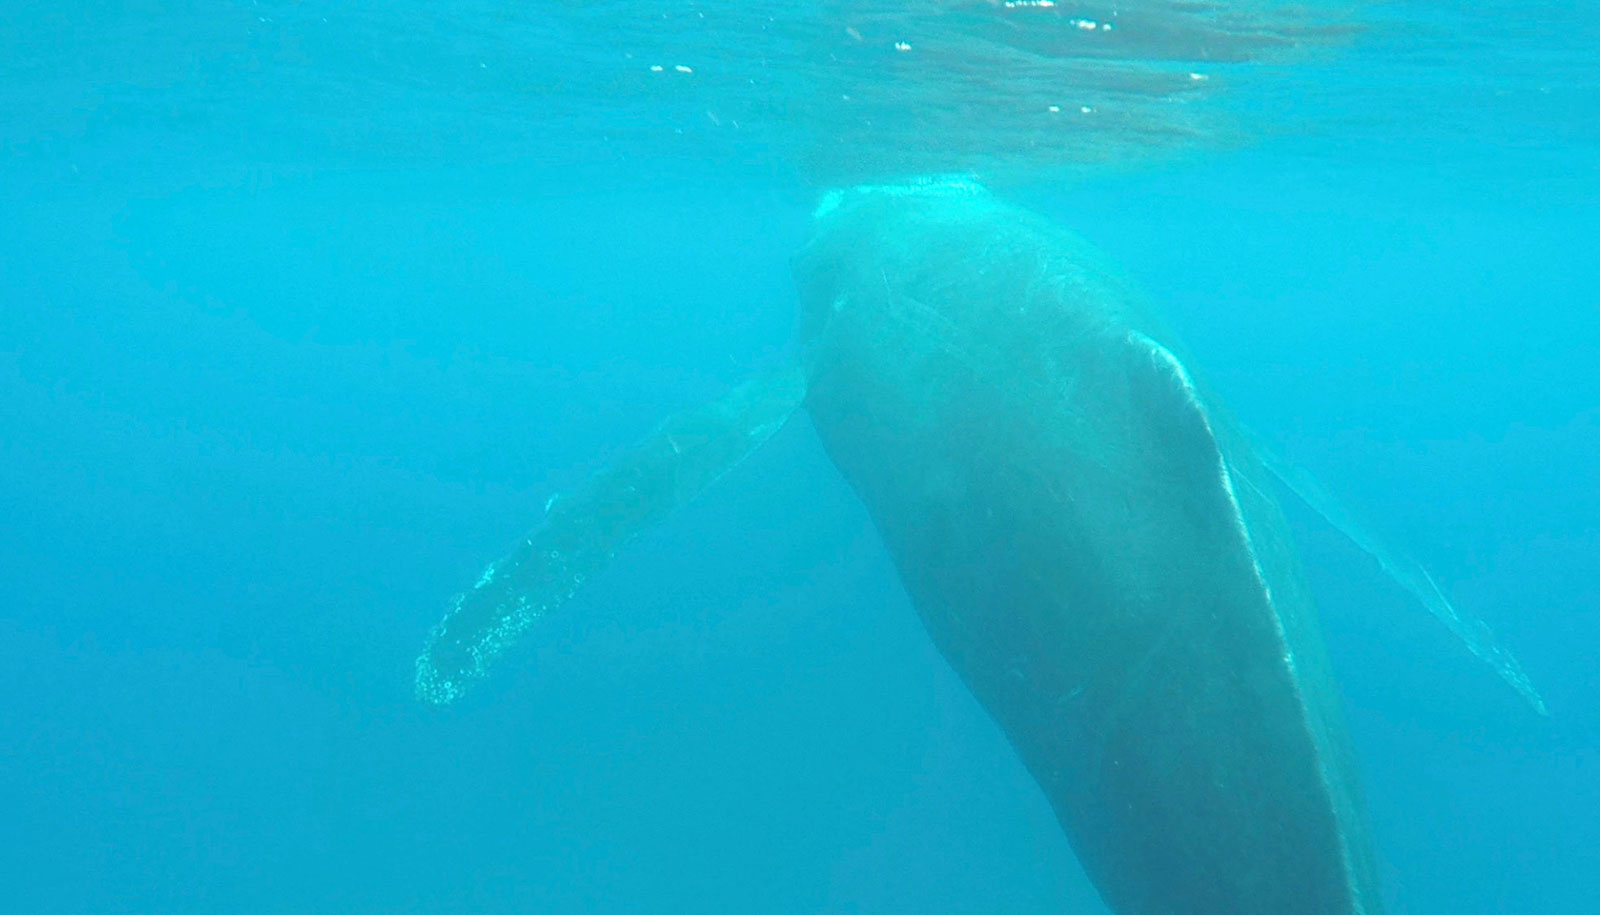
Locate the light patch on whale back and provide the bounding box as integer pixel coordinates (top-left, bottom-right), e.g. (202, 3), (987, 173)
(1127, 331), (1278, 622)
(813, 175), (987, 222)
(1130, 329), (1387, 909)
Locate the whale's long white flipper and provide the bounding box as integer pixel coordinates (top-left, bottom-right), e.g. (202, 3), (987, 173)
(1249, 434), (1547, 715)
(415, 365), (807, 705)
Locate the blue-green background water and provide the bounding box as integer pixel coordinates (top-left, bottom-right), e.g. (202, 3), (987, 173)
(2, 1), (1597, 911)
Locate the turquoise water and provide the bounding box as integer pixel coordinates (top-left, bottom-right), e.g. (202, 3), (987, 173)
(2, 1), (1597, 911)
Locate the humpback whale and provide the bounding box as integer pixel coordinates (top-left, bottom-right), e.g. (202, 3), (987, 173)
(415, 179), (1542, 914)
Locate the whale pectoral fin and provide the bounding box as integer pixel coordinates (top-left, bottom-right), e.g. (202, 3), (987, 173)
(415, 364), (808, 705)
(1246, 429), (1548, 715)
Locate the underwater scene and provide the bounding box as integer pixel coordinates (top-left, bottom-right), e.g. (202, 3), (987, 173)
(2, 0), (1597, 911)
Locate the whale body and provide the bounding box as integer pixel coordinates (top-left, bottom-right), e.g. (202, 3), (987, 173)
(794, 182), (1378, 912)
(416, 180), (1541, 913)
